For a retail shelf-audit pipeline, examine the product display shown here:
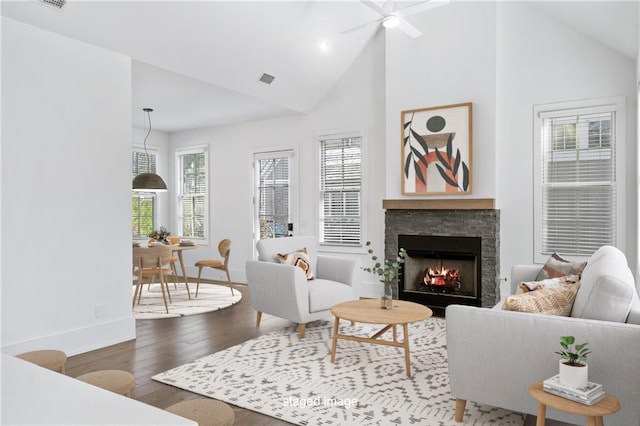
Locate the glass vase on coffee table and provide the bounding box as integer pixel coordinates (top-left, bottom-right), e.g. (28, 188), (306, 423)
(381, 280), (398, 310)
(362, 241), (406, 311)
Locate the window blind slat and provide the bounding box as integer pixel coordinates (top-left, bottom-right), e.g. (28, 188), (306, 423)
(257, 154), (290, 239)
(178, 151), (207, 239)
(319, 136), (362, 246)
(541, 111), (616, 254)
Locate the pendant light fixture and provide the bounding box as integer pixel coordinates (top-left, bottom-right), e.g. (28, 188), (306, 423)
(132, 108), (167, 192)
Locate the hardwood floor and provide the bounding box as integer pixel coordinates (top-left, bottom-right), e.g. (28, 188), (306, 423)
(66, 284), (561, 426)
(66, 282), (293, 425)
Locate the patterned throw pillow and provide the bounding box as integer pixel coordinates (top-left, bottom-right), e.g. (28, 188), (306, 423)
(503, 282), (580, 316)
(536, 253), (587, 281)
(518, 274), (580, 293)
(277, 248), (315, 280)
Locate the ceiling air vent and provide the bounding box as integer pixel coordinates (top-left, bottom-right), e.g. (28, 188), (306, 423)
(39, 0), (66, 9)
(258, 73), (275, 85)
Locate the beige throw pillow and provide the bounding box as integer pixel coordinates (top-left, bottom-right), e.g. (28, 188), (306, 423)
(518, 274), (581, 293)
(503, 282), (580, 316)
(536, 253), (586, 281)
(277, 248), (315, 280)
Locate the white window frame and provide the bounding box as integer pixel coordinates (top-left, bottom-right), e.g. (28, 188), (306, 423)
(175, 145), (209, 243)
(132, 145), (160, 240)
(533, 96), (626, 263)
(253, 149), (296, 243)
(317, 129), (365, 251)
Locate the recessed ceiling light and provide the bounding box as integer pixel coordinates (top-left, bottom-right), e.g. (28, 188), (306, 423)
(319, 40), (330, 51)
(382, 15), (400, 28)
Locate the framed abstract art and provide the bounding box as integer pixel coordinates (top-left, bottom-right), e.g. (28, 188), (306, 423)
(401, 102), (472, 195)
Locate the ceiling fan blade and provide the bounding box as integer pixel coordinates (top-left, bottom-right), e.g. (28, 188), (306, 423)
(397, 17), (423, 39)
(341, 17), (382, 35)
(359, 0), (389, 16)
(396, 0), (450, 18)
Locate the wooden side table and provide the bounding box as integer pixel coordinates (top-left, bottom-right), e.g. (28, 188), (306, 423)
(528, 382), (620, 426)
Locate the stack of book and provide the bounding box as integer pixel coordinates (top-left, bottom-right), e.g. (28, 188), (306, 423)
(542, 374), (605, 405)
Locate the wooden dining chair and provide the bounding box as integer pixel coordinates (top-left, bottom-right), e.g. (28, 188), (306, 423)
(195, 239), (234, 297)
(132, 245), (178, 314)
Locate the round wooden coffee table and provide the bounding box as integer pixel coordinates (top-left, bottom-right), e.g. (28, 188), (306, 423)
(330, 299), (432, 376)
(529, 382), (620, 426)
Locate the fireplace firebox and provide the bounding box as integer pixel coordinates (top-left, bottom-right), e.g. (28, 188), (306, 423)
(399, 234), (481, 313)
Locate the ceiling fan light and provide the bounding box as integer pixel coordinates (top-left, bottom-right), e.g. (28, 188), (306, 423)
(132, 173), (168, 192)
(382, 15), (400, 28)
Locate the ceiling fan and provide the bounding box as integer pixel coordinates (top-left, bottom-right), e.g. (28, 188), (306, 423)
(343, 0), (450, 39)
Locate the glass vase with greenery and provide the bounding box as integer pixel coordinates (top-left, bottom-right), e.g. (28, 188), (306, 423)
(362, 241), (407, 309)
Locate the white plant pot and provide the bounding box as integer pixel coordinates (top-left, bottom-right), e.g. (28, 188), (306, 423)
(559, 360), (588, 388)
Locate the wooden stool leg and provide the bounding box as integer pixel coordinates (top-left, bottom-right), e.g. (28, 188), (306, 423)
(454, 399), (466, 422)
(402, 323), (411, 376)
(536, 403), (546, 426)
(166, 273), (173, 304)
(137, 276), (147, 305)
(225, 269), (234, 296)
(195, 267), (203, 298)
(331, 317), (340, 363)
(586, 416), (600, 426)
(159, 273), (169, 314)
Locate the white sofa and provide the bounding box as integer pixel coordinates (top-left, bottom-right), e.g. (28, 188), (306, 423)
(245, 236), (360, 338)
(446, 246), (640, 425)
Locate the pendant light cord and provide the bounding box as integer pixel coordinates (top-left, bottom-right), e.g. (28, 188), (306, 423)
(143, 107), (153, 156)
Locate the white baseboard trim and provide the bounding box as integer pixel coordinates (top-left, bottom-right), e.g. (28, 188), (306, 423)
(2, 316), (136, 357)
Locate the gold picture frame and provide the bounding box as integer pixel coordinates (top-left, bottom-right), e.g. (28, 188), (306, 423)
(401, 102), (472, 195)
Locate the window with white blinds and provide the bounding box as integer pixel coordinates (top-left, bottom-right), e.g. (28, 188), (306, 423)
(255, 151), (291, 239)
(177, 149), (208, 240)
(319, 136), (362, 247)
(132, 150), (156, 238)
(535, 98), (624, 261)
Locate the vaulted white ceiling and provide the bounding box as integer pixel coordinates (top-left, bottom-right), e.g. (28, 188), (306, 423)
(2, 0), (388, 131)
(2, 1), (638, 132)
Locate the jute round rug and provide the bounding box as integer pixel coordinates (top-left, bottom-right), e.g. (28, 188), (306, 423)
(133, 282), (242, 319)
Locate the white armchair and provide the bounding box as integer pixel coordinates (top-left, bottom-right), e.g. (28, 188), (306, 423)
(245, 236), (360, 338)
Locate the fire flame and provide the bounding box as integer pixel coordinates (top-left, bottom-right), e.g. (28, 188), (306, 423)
(424, 266), (460, 286)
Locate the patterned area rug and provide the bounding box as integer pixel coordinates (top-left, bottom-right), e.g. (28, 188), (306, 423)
(153, 317), (525, 425)
(133, 282), (241, 319)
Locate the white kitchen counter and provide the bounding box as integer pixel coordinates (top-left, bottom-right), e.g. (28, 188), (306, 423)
(1, 353), (196, 425)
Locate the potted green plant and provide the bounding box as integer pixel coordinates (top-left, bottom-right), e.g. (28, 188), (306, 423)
(362, 241), (407, 310)
(555, 335), (590, 388)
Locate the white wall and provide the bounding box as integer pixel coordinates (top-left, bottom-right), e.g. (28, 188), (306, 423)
(637, 3), (640, 286)
(167, 30), (387, 296)
(385, 1), (497, 199)
(1, 18), (135, 355)
(496, 3), (637, 281)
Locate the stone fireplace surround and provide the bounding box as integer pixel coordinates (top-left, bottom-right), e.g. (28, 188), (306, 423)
(384, 199), (500, 309)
